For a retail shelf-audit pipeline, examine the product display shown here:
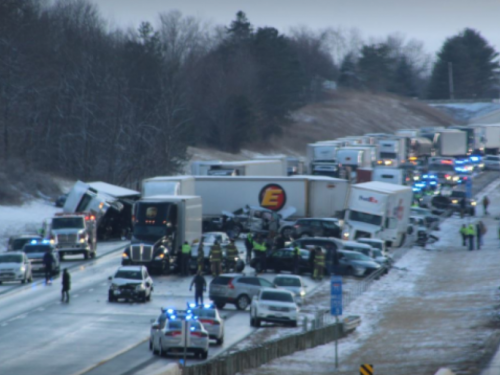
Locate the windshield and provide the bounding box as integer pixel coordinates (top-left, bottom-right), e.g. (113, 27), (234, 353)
(0, 254), (23, 263)
(380, 152), (397, 159)
(343, 252), (372, 261)
(451, 191), (466, 198)
(114, 270), (142, 280)
(52, 217), (85, 229)
(349, 210), (382, 226)
(274, 277), (301, 287)
(133, 225), (167, 239)
(12, 238), (38, 250)
(23, 245), (51, 254)
(192, 309), (216, 318)
(313, 171), (337, 177)
(202, 234), (223, 244)
(261, 291), (294, 302)
(373, 250), (383, 257)
(428, 164), (455, 172)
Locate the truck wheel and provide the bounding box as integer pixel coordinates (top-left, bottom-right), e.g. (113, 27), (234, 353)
(59, 252), (65, 261)
(281, 227), (293, 238)
(214, 301), (225, 310)
(84, 251), (89, 260)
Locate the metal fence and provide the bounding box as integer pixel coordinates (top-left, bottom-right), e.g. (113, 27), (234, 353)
(183, 322), (347, 375)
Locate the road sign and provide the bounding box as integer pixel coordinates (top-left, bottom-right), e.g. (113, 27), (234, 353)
(360, 364), (374, 375)
(466, 178), (472, 199)
(330, 276), (342, 316)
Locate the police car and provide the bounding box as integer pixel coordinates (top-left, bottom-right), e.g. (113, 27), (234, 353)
(187, 302), (225, 345)
(150, 308), (209, 359)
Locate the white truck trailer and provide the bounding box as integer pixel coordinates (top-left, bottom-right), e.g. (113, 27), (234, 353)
(190, 159), (286, 176)
(342, 181), (412, 247)
(306, 141), (342, 176)
(433, 129), (468, 157)
(470, 123), (500, 154)
(376, 137), (408, 167)
(142, 176), (195, 197)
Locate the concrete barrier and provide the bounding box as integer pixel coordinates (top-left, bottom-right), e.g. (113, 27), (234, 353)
(434, 369), (456, 375)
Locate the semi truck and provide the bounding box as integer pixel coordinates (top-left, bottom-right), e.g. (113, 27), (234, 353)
(63, 181), (140, 240)
(376, 137), (408, 167)
(306, 141), (342, 176)
(190, 159), (287, 176)
(121, 195), (202, 274)
(432, 129), (468, 157)
(469, 123), (500, 155)
(142, 176), (195, 197)
(342, 181), (412, 247)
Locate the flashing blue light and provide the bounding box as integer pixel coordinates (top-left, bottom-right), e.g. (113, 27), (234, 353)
(412, 187), (421, 192)
(188, 303), (197, 309)
(167, 308), (174, 314)
(423, 174), (429, 178)
(415, 183), (426, 188)
(190, 327), (195, 331)
(470, 156), (480, 162)
(203, 303), (212, 309)
(31, 240), (38, 244)
(430, 181), (437, 185)
(186, 314), (193, 321)
(169, 315), (177, 320)
(41, 239), (50, 244)
(429, 175), (436, 179)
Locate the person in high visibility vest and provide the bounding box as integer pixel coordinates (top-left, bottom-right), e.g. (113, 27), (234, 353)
(225, 238), (239, 272)
(467, 223), (476, 251)
(181, 241), (191, 276)
(252, 235), (267, 273)
(313, 246), (325, 281)
(209, 241), (222, 277)
(292, 245), (301, 275)
(245, 233), (253, 263)
(197, 243), (205, 272)
(459, 224), (467, 247)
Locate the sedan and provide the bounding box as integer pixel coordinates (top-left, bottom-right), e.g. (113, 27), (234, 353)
(273, 275), (306, 305)
(337, 250), (381, 277)
(0, 252), (33, 284)
(250, 247), (312, 274)
(484, 155), (500, 170)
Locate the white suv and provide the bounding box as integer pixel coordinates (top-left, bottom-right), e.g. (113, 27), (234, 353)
(108, 266), (153, 303)
(0, 252), (33, 284)
(250, 288), (299, 328)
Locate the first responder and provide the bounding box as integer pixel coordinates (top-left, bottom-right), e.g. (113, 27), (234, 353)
(181, 241), (191, 276)
(252, 235), (267, 273)
(459, 224), (467, 247)
(225, 238), (239, 272)
(209, 240), (222, 277)
(197, 243), (205, 272)
(467, 223), (476, 251)
(245, 232), (253, 263)
(313, 246), (325, 281)
(292, 245), (301, 274)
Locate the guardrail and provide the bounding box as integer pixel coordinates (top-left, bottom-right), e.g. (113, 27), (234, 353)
(183, 319), (360, 375)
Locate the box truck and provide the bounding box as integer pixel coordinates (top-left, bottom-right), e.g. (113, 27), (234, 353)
(121, 195), (202, 274)
(433, 129), (468, 157)
(306, 141), (343, 175)
(372, 167), (406, 185)
(376, 137), (408, 167)
(190, 159), (286, 176)
(342, 182), (412, 247)
(470, 123), (500, 154)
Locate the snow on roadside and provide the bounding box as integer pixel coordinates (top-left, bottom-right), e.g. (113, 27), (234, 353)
(0, 200), (60, 251)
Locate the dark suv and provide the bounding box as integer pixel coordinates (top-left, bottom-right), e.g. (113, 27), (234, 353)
(290, 237), (343, 276)
(209, 274), (275, 311)
(292, 218), (342, 239)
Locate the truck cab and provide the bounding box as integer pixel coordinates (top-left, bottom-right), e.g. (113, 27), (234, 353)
(122, 196), (202, 275)
(49, 213), (97, 260)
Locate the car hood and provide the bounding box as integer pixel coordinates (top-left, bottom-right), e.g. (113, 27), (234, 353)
(26, 253), (45, 260)
(0, 262), (22, 269)
(258, 300), (297, 308)
(111, 278), (143, 286)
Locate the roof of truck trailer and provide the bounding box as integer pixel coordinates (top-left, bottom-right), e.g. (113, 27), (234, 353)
(143, 176), (194, 182)
(87, 182), (139, 198)
(140, 195), (200, 201)
(354, 181), (411, 193)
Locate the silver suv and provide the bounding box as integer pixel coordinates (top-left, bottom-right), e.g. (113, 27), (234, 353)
(209, 274), (275, 311)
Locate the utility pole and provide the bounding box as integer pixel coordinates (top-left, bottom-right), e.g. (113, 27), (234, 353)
(448, 62), (455, 100)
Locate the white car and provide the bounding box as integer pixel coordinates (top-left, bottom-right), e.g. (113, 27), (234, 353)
(108, 266), (153, 303)
(188, 302), (225, 345)
(483, 155), (500, 170)
(0, 252), (33, 284)
(273, 275), (306, 305)
(250, 288), (299, 328)
(151, 313), (209, 359)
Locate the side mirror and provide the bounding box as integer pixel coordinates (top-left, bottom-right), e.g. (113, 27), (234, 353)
(108, 276), (112, 281)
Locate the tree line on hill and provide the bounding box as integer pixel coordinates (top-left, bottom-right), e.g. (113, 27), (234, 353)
(1, 0), (499, 187)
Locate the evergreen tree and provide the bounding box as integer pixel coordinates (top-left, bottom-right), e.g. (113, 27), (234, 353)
(338, 53), (361, 89)
(428, 28), (500, 99)
(226, 11), (253, 44)
(391, 56), (417, 97)
(357, 43), (395, 91)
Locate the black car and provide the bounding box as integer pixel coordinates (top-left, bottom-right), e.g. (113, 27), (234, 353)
(291, 218), (342, 239)
(250, 248), (312, 274)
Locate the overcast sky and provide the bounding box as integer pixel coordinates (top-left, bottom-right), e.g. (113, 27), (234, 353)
(92, 0), (500, 58)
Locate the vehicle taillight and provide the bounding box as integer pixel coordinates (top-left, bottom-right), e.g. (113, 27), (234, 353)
(165, 331), (181, 337)
(190, 331), (203, 337)
(294, 225), (299, 229)
(228, 279), (235, 289)
(212, 320), (221, 326)
(444, 174), (450, 178)
(199, 319), (213, 325)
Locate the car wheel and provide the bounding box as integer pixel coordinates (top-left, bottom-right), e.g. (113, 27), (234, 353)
(59, 252), (65, 261)
(255, 318), (261, 328)
(281, 226), (293, 238)
(108, 293), (115, 303)
(291, 320), (298, 327)
(146, 292), (151, 302)
(28, 273), (33, 282)
(149, 340), (153, 351)
(254, 261), (263, 274)
(347, 266), (355, 276)
(84, 251), (89, 260)
(91, 251), (96, 259)
(236, 295), (250, 310)
(159, 342), (166, 357)
(214, 301), (225, 310)
(250, 315), (255, 327)
(201, 350), (208, 360)
(216, 336), (224, 345)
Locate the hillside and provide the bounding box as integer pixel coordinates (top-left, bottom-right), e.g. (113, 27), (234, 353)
(187, 90), (455, 164)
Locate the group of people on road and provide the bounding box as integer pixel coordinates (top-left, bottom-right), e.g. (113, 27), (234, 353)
(42, 248), (71, 302)
(460, 221), (486, 250)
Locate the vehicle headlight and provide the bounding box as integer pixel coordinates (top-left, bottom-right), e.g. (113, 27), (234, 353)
(452, 176), (459, 181)
(122, 253), (129, 259)
(111, 283), (118, 290)
(452, 200), (458, 204)
(300, 290), (306, 296)
(20, 266), (26, 272)
(154, 253), (165, 260)
(234, 257), (238, 261)
(136, 284), (145, 291)
(471, 201), (477, 206)
(343, 232), (350, 239)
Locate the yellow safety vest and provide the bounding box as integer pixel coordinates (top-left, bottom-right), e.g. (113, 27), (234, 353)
(253, 241), (267, 252)
(210, 245), (222, 261)
(315, 252), (325, 266)
(182, 244), (191, 254)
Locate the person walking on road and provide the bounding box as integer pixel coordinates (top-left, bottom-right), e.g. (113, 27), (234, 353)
(43, 248), (54, 285)
(483, 196), (490, 216)
(460, 224), (467, 247)
(61, 269), (71, 303)
(189, 270), (207, 306)
(252, 235), (267, 273)
(209, 241), (222, 277)
(181, 241), (191, 276)
(477, 220), (486, 249)
(313, 247), (325, 281)
(245, 233), (253, 264)
(467, 223), (476, 251)
(225, 238), (239, 272)
(292, 245), (301, 275)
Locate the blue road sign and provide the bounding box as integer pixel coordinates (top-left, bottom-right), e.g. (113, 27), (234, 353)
(466, 178), (472, 199)
(330, 276), (343, 316)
